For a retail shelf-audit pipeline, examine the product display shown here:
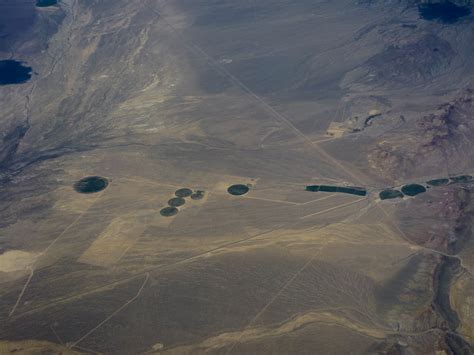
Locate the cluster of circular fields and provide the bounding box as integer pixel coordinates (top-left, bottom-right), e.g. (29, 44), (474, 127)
(379, 174), (473, 200)
(71, 173), (471, 213)
(71, 178), (205, 218)
(160, 188), (205, 217)
(379, 183), (427, 200)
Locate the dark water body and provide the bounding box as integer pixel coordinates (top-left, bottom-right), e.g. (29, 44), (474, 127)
(160, 206), (178, 217)
(190, 190), (205, 200)
(175, 188), (193, 198)
(168, 197), (185, 207)
(227, 184), (250, 196)
(427, 178), (450, 186)
(36, 0), (57, 7)
(74, 176), (108, 194)
(379, 189), (403, 200)
(0, 0), (36, 51)
(419, 2), (471, 24)
(305, 185), (367, 196)
(401, 184), (426, 196)
(0, 59), (32, 85)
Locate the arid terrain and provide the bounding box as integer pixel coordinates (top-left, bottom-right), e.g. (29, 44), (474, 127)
(1, 0), (474, 354)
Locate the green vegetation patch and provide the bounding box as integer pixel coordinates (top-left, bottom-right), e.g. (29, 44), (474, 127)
(160, 206), (178, 217)
(401, 184), (426, 196)
(175, 188), (193, 198)
(227, 184), (250, 196)
(379, 189), (404, 200)
(74, 176), (108, 194)
(427, 178), (450, 186)
(305, 185), (367, 196)
(168, 197), (185, 207)
(450, 175), (473, 184)
(191, 190), (205, 200)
